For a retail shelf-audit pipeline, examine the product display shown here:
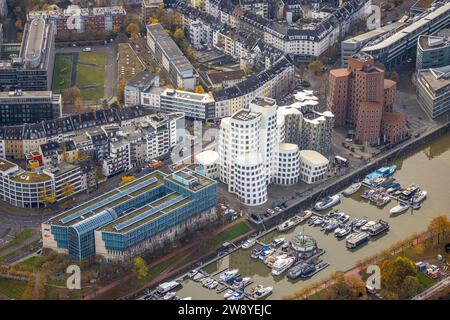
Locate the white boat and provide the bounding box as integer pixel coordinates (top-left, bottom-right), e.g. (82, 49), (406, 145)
(336, 227), (351, 238)
(252, 285), (273, 299)
(389, 202), (409, 215)
(412, 190), (427, 203)
(259, 248), (274, 260)
(208, 281), (219, 289)
(302, 210), (314, 221)
(232, 277), (251, 289)
(242, 239), (255, 249)
(354, 219), (367, 228)
(334, 227), (343, 235)
(187, 269), (198, 278)
(227, 291), (244, 300)
(314, 194), (341, 211)
(162, 292), (176, 300)
(202, 278), (213, 287)
(156, 281), (180, 295)
(271, 237), (285, 247)
(181, 297), (192, 300)
(264, 254), (287, 267)
(223, 290), (235, 299)
(313, 217), (324, 226)
(361, 221), (376, 231)
(342, 182), (362, 196)
(271, 257), (295, 276)
(277, 216), (301, 231)
(220, 269), (239, 281)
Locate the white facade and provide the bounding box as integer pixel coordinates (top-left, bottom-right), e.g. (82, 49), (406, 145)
(299, 150), (329, 184)
(219, 97), (296, 206)
(274, 143), (300, 185)
(195, 150), (219, 179)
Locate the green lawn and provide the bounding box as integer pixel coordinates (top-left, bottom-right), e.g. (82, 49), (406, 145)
(14, 256), (46, 272)
(76, 52), (105, 100)
(210, 221), (251, 248)
(0, 278), (28, 300)
(416, 271), (436, 289)
(52, 54), (73, 93)
(0, 229), (33, 254)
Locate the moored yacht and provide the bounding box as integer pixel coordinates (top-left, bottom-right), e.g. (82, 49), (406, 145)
(314, 194), (341, 211)
(390, 202), (409, 215)
(271, 257), (295, 276)
(342, 182), (362, 196)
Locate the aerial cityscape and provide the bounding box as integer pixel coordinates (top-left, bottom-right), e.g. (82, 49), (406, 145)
(0, 0), (449, 305)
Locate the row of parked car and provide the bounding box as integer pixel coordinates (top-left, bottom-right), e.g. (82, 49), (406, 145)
(250, 202), (288, 223)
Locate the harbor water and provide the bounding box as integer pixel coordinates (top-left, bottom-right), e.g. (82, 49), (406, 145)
(175, 132), (450, 300)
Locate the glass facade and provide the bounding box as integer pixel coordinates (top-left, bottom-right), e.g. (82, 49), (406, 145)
(47, 170), (217, 261)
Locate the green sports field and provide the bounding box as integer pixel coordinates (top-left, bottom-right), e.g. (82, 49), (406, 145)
(53, 52), (106, 101)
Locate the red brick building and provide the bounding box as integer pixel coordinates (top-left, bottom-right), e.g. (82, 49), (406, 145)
(381, 112), (408, 144)
(327, 54), (406, 145)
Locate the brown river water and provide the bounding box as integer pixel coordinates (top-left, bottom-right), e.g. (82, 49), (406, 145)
(175, 132), (450, 299)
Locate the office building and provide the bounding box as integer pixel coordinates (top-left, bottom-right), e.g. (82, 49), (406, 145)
(0, 90), (62, 125)
(0, 18), (56, 91)
(160, 88), (215, 120)
(416, 65), (450, 119)
(299, 150), (329, 184)
(146, 23), (196, 90)
(124, 71), (159, 107)
(218, 97), (301, 206)
(42, 169), (217, 261)
(361, 2), (450, 68)
(340, 22), (405, 67)
(327, 54), (407, 145)
(416, 35), (450, 70)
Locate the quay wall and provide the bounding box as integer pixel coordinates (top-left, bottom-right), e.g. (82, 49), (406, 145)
(252, 122), (450, 231)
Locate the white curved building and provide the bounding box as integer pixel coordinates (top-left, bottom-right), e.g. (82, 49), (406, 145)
(274, 143), (300, 185)
(235, 152), (267, 206)
(299, 150), (329, 184)
(195, 150), (219, 179)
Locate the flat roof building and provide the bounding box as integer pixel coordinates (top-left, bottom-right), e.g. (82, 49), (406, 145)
(416, 35), (450, 70)
(0, 90), (62, 125)
(42, 169), (217, 261)
(416, 65), (450, 119)
(146, 24), (196, 91)
(0, 18), (55, 92)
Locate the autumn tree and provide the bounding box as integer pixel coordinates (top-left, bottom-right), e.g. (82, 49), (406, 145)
(401, 275), (423, 298)
(61, 182), (76, 198)
(308, 60), (324, 76)
(117, 79), (127, 104)
(427, 215), (450, 244)
(15, 19), (23, 30)
(148, 17), (159, 25)
(195, 85), (205, 94)
(133, 257), (148, 280)
(126, 23), (140, 38)
(63, 86), (81, 106)
(120, 175), (135, 186)
(380, 256), (417, 291)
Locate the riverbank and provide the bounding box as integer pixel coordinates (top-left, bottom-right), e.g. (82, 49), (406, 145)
(253, 122), (450, 231)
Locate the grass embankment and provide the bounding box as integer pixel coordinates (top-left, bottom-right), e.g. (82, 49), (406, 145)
(0, 278), (28, 300)
(0, 229), (33, 254)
